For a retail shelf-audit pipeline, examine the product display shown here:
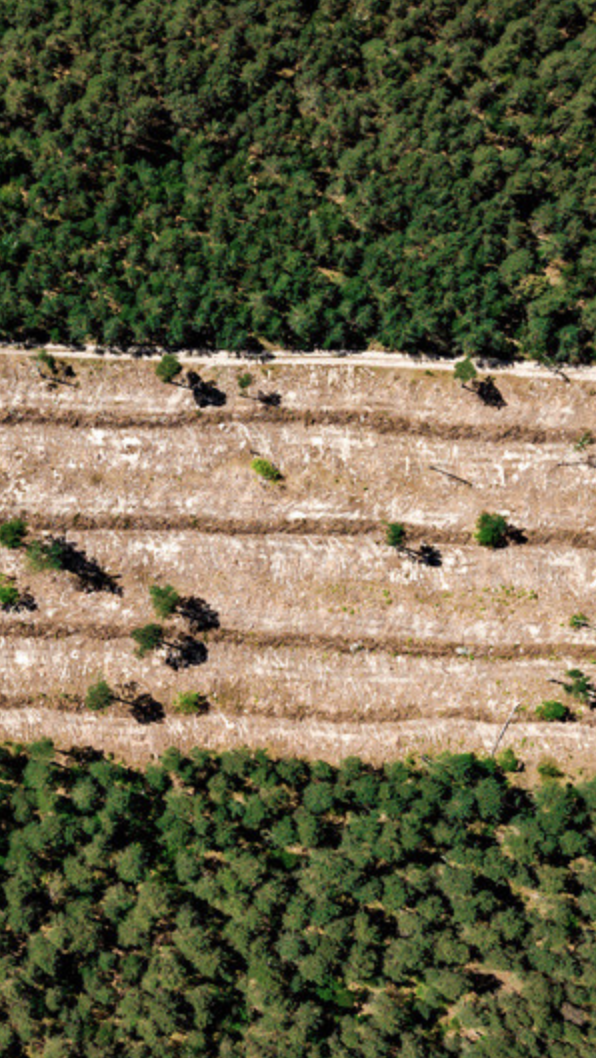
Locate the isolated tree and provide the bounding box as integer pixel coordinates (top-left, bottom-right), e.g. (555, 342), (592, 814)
(474, 512), (509, 549)
(563, 669), (593, 704)
(155, 354), (182, 384)
(34, 350), (58, 376)
(454, 356), (478, 388)
(569, 613), (590, 630)
(131, 624), (164, 657)
(25, 538), (66, 572)
(0, 518), (27, 549)
(85, 679), (114, 712)
(237, 372), (253, 390)
(535, 701), (569, 722)
(0, 577), (20, 609)
(174, 692), (210, 715)
(385, 522), (407, 549)
(251, 458), (282, 481)
(149, 584), (180, 619)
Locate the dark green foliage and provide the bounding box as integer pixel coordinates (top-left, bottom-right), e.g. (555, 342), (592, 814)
(85, 679), (113, 712)
(474, 512), (509, 549)
(149, 583), (180, 619)
(535, 700), (570, 722)
(0, 576), (19, 609)
(562, 668), (594, 703)
(0, 1), (594, 359)
(237, 372), (253, 389)
(385, 522), (406, 549)
(155, 354), (182, 383)
(131, 623), (164, 657)
(34, 349), (58, 375)
(0, 518), (27, 549)
(174, 691), (209, 715)
(1, 742), (595, 1056)
(454, 356), (478, 386)
(570, 613), (590, 630)
(25, 538), (66, 572)
(251, 457), (282, 481)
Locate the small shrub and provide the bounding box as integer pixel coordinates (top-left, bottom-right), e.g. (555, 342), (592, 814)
(25, 538), (66, 572)
(574, 430), (594, 451)
(34, 349), (58, 375)
(386, 522), (406, 548)
(569, 613), (590, 630)
(496, 747), (520, 773)
(237, 372), (253, 389)
(174, 691), (210, 715)
(538, 759), (563, 780)
(563, 668), (593, 703)
(155, 354), (182, 384)
(0, 518), (27, 549)
(454, 356), (477, 386)
(474, 512), (509, 549)
(535, 700), (570, 722)
(85, 679), (113, 712)
(251, 458), (282, 481)
(0, 577), (20, 609)
(149, 584), (180, 619)
(131, 623), (164, 657)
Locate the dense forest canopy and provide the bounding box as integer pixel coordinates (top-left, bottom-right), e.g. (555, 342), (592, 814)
(0, 0), (595, 358)
(1, 741), (596, 1056)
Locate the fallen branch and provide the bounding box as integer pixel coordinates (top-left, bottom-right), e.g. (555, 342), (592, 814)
(490, 701), (522, 757)
(429, 465), (474, 487)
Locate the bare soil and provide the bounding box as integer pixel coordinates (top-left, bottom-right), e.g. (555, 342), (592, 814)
(1, 352), (596, 776)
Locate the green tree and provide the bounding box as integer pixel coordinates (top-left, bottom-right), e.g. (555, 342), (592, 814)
(149, 584), (180, 619)
(131, 624), (164, 657)
(0, 518), (27, 549)
(174, 692), (209, 715)
(454, 356), (478, 387)
(474, 512), (509, 549)
(155, 354), (182, 384)
(251, 458), (282, 482)
(85, 679), (114, 712)
(385, 522), (406, 549)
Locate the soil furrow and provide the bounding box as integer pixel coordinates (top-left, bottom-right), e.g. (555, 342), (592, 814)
(5, 512), (596, 548)
(0, 404), (584, 445)
(1, 621), (595, 660)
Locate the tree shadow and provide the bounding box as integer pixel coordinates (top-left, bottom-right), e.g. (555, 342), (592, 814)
(14, 591), (37, 612)
(52, 537), (123, 595)
(256, 390), (281, 407)
(68, 745), (105, 763)
(186, 371), (227, 407)
(130, 693), (165, 724)
(178, 596), (220, 633)
(506, 525), (527, 545)
(418, 544), (443, 567)
(474, 376), (507, 408)
(165, 635), (209, 670)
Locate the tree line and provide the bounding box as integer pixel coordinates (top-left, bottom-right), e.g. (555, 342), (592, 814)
(0, 741), (595, 1056)
(0, 0), (594, 360)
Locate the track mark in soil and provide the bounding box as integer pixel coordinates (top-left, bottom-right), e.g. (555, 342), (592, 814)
(2, 621), (596, 661)
(4, 513), (596, 549)
(0, 405), (580, 445)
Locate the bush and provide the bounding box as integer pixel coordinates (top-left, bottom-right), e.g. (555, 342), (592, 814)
(251, 458), (282, 481)
(237, 372), (253, 389)
(0, 518), (27, 549)
(385, 522), (406, 548)
(496, 748), (520, 773)
(569, 613), (590, 630)
(85, 679), (113, 712)
(174, 692), (210, 715)
(454, 356), (477, 386)
(155, 354), (182, 383)
(149, 584), (180, 619)
(538, 759), (563, 780)
(25, 538), (66, 572)
(535, 700), (570, 722)
(474, 512), (509, 549)
(0, 577), (20, 609)
(34, 349), (58, 375)
(131, 624), (164, 657)
(563, 669), (593, 703)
